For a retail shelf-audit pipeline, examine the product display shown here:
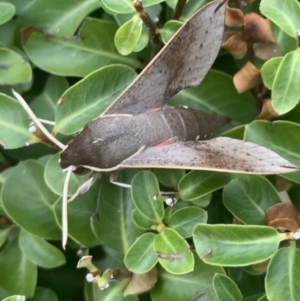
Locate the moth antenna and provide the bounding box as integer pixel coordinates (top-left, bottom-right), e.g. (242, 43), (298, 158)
(111, 181), (131, 189)
(12, 89), (66, 150)
(62, 166), (75, 249)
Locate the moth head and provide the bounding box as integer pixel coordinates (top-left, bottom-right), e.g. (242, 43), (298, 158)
(60, 139), (90, 175)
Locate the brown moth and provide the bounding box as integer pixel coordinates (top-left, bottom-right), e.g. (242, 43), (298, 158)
(13, 0), (298, 247)
(59, 0), (296, 175)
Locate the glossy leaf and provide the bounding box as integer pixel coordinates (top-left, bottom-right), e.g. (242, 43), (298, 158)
(2, 296), (25, 301)
(30, 75), (69, 122)
(132, 208), (155, 230)
(131, 171), (164, 223)
(19, 0), (100, 36)
(115, 14), (143, 55)
(19, 230), (65, 268)
(151, 255), (225, 301)
(0, 235), (37, 298)
(0, 3), (15, 25)
(213, 274), (243, 301)
(0, 228), (11, 247)
(93, 279), (138, 301)
(272, 49), (300, 114)
(223, 175), (281, 225)
(244, 120), (300, 183)
(23, 19), (141, 77)
(260, 0), (300, 38)
(0, 93), (34, 149)
(193, 224), (284, 266)
(160, 20), (182, 44)
(92, 171), (144, 252)
(154, 228), (194, 274)
(261, 57), (283, 89)
(154, 169), (185, 189)
(168, 206), (207, 238)
(170, 70), (258, 124)
(179, 170), (231, 202)
(124, 233), (158, 273)
(272, 22), (297, 55)
(2, 160), (61, 239)
(0, 47), (32, 85)
(266, 246), (300, 301)
(44, 153), (89, 196)
(54, 65), (137, 134)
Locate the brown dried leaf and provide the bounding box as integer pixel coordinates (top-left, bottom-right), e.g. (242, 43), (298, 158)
(256, 99), (280, 120)
(253, 40), (281, 60)
(233, 61), (261, 93)
(265, 202), (300, 232)
(124, 267), (158, 295)
(242, 13), (272, 43)
(225, 7), (244, 27)
(222, 31), (247, 59)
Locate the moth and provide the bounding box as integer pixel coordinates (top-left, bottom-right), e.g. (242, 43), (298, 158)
(14, 0), (298, 247)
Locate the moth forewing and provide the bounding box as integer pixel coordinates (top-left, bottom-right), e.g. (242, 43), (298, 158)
(100, 0), (227, 116)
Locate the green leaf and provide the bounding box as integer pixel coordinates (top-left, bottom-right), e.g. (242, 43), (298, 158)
(115, 14), (143, 55)
(131, 171), (164, 223)
(23, 19), (141, 77)
(244, 120), (300, 183)
(193, 224), (284, 266)
(0, 234), (37, 298)
(101, 0), (164, 14)
(93, 279), (138, 301)
(19, 0), (100, 36)
(179, 170), (231, 201)
(132, 208), (155, 230)
(125, 233), (158, 273)
(265, 245), (300, 301)
(154, 228), (194, 274)
(272, 23), (297, 55)
(54, 65), (137, 134)
(223, 175), (281, 225)
(154, 169), (185, 189)
(151, 255), (225, 301)
(2, 160), (61, 239)
(271, 49), (300, 114)
(0, 228), (11, 247)
(0, 93), (34, 149)
(44, 153), (89, 196)
(213, 274), (243, 301)
(92, 171), (144, 252)
(168, 206), (207, 238)
(261, 57), (283, 89)
(30, 75), (69, 122)
(19, 230), (65, 268)
(2, 297), (25, 301)
(0, 3), (15, 25)
(160, 20), (182, 44)
(260, 0), (300, 38)
(0, 47), (32, 85)
(29, 287), (58, 301)
(133, 31), (149, 52)
(170, 70), (258, 124)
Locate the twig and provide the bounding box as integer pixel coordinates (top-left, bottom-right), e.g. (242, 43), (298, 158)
(133, 0), (162, 56)
(173, 0), (187, 20)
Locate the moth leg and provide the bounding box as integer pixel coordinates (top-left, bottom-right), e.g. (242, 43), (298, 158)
(109, 170), (131, 188)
